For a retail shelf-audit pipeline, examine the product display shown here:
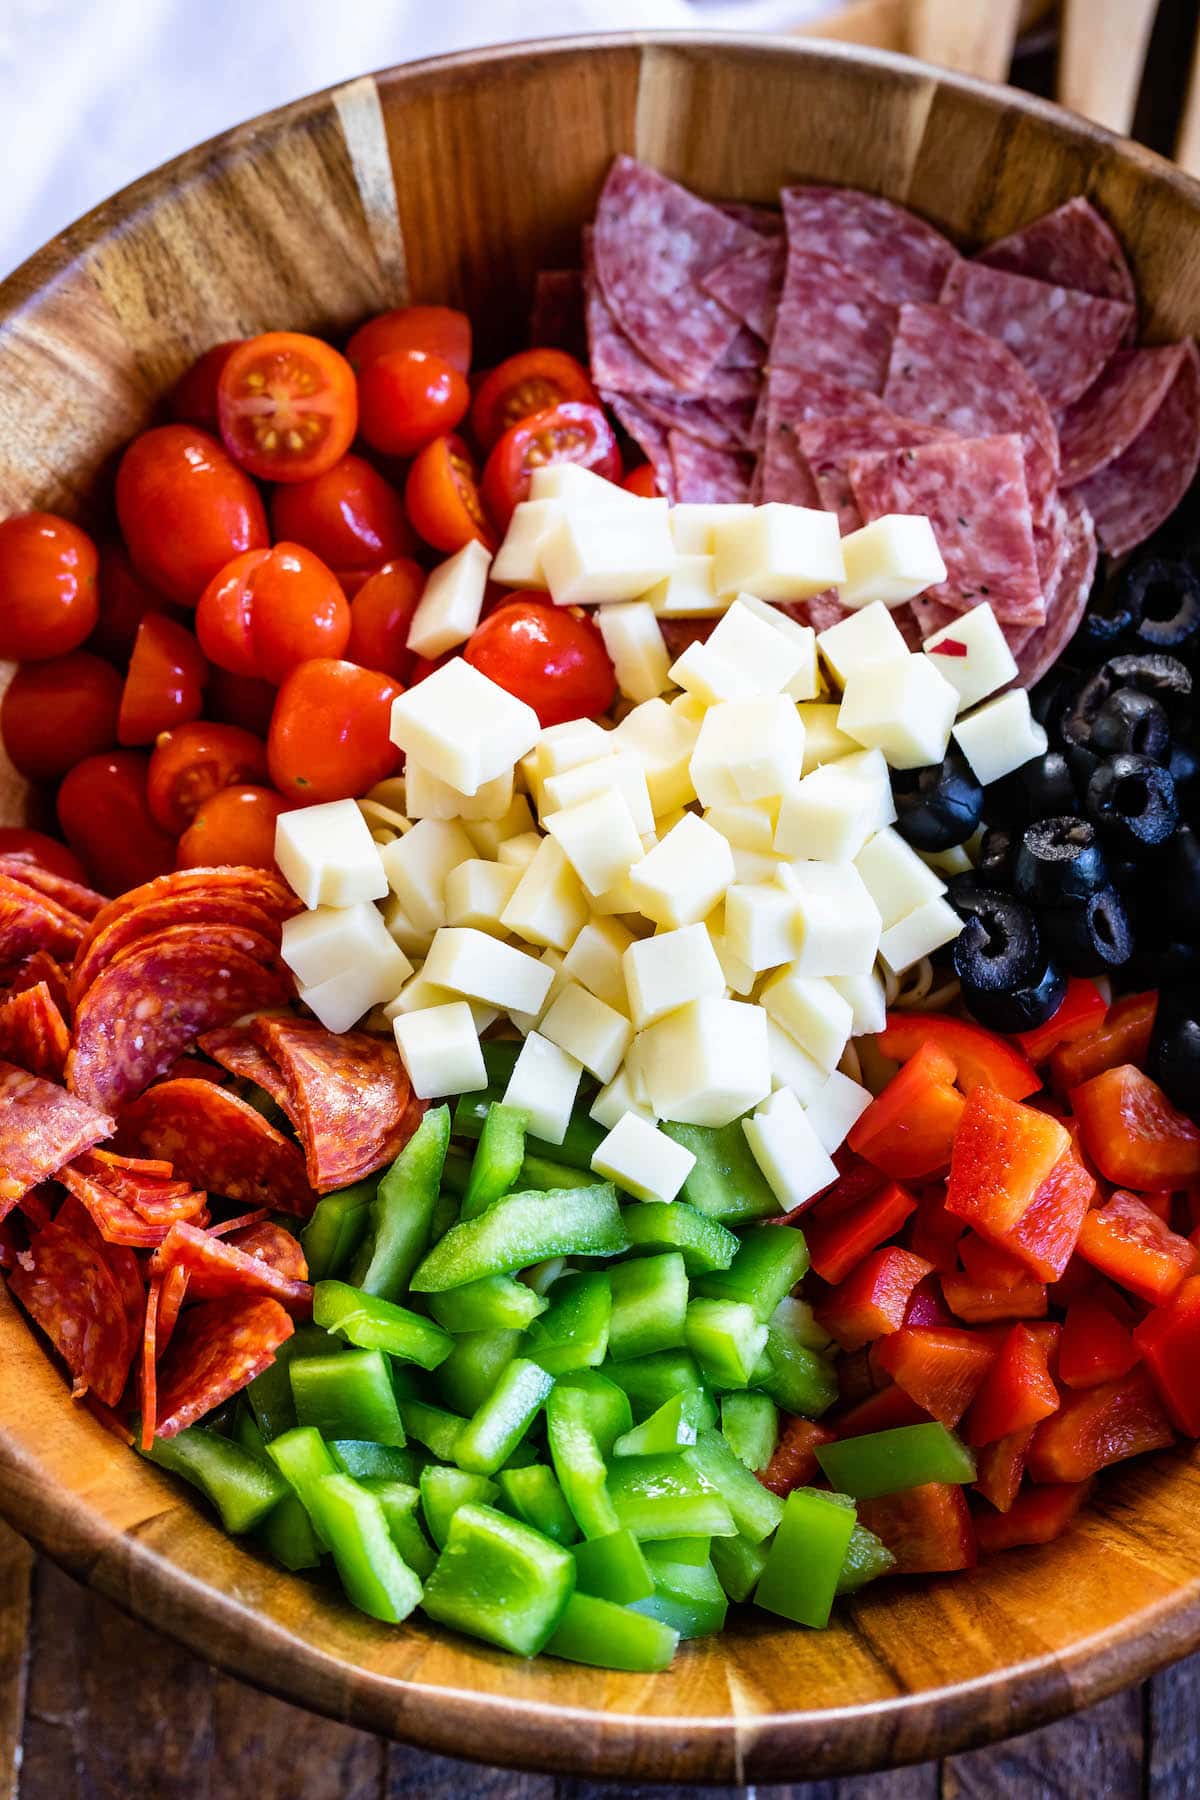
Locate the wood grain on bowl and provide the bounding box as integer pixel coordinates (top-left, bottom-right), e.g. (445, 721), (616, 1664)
(2, 32), (1200, 1785)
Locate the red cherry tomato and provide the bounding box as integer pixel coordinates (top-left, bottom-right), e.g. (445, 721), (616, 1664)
(268, 658), (402, 803)
(206, 666), (277, 737)
(92, 543), (162, 662)
(1, 651), (122, 783)
(347, 559), (425, 683)
(357, 349), (470, 458)
(169, 341), (242, 430)
(0, 513), (99, 660)
(346, 305), (471, 375)
(405, 434), (495, 554)
(471, 350), (601, 453)
(217, 332), (357, 483)
(147, 720), (270, 835)
(57, 750), (176, 893)
(463, 596), (616, 728)
(0, 828), (88, 884)
(116, 425), (268, 607)
(176, 783), (286, 870)
(269, 452), (416, 570)
(196, 543), (349, 683)
(118, 614), (208, 746)
(481, 403), (622, 531)
(622, 462), (660, 498)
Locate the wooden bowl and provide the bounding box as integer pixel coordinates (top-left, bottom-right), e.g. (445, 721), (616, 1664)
(2, 32), (1200, 1787)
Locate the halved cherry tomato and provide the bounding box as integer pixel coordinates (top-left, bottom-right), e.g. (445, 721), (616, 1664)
(347, 559), (425, 682)
(481, 402), (622, 530)
(463, 596), (615, 728)
(1, 651), (122, 782)
(470, 350), (600, 452)
(0, 828), (88, 885)
(346, 305), (472, 375)
(116, 425), (268, 607)
(147, 721), (270, 835)
(206, 666), (277, 737)
(169, 341), (242, 430)
(357, 349), (470, 458)
(268, 658), (402, 803)
(269, 453), (416, 570)
(57, 750), (176, 892)
(196, 544), (349, 683)
(216, 332), (357, 483)
(92, 544), (162, 662)
(622, 462), (660, 498)
(118, 614), (208, 746)
(0, 513), (99, 659)
(405, 433), (495, 553)
(176, 784), (287, 870)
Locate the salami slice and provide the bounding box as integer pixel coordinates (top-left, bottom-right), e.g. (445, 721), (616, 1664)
(58, 1162), (175, 1248)
(848, 434), (1046, 626)
(0, 1063), (114, 1209)
(150, 1220), (311, 1315)
(623, 391), (756, 454)
(0, 859), (106, 921)
(782, 186), (959, 304)
(720, 200), (784, 237)
(668, 432), (754, 504)
(0, 876), (89, 971)
(976, 197), (1136, 310)
(756, 369), (887, 507)
(117, 1078), (315, 1217)
(76, 867), (297, 972)
(719, 326), (765, 371)
(154, 1294), (294, 1438)
(196, 1022), (298, 1120)
(157, 1261), (189, 1355)
(1034, 494), (1070, 597)
(797, 410), (953, 533)
(605, 397), (674, 500)
(140, 1276), (160, 1449)
(1057, 344), (1188, 488)
(9, 1218), (133, 1406)
(769, 249), (897, 393)
(700, 238), (785, 345)
(1078, 342), (1200, 556)
(9, 950), (71, 1015)
(1014, 492), (1099, 689)
(0, 981), (69, 1081)
(223, 1220), (308, 1282)
(529, 268), (586, 361)
(938, 260), (1133, 410)
(70, 892), (282, 1005)
(56, 1194), (147, 1345)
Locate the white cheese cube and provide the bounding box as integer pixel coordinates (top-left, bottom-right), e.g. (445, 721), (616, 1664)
(496, 831), (543, 871)
(423, 926), (554, 1015)
(491, 498), (556, 589)
(774, 747), (896, 862)
(838, 515), (947, 612)
(922, 602), (1018, 713)
(500, 836), (589, 951)
(854, 827), (945, 929)
(299, 947), (411, 1036)
(636, 995), (771, 1128)
(731, 594), (821, 700)
(741, 1087), (837, 1210)
(445, 858), (522, 935)
(723, 882), (799, 973)
(384, 967), (497, 1035)
(765, 1019), (828, 1103)
(644, 554), (725, 618)
(589, 871), (644, 917)
(830, 970), (887, 1037)
(953, 688), (1048, 786)
(817, 601), (908, 687)
(629, 814), (735, 930)
(804, 1070), (874, 1154)
(508, 946), (568, 1034)
(536, 717), (612, 780)
(406, 539), (489, 657)
(381, 893), (434, 960)
(562, 917), (634, 1015)
(280, 900), (409, 991)
(540, 507), (675, 606)
(668, 640), (755, 706)
(380, 817), (475, 933)
(544, 787), (644, 898)
(502, 1030), (583, 1145)
(797, 703), (858, 773)
(777, 860), (881, 976)
(669, 503), (754, 556)
(878, 895), (963, 975)
(730, 846), (781, 885)
(712, 504), (845, 601)
(703, 801), (778, 854)
(597, 603), (671, 703)
(541, 753), (654, 837)
(613, 698), (698, 815)
(389, 659), (539, 797)
(704, 599), (811, 698)
(670, 691), (707, 727)
(404, 759), (514, 823)
(392, 1001), (487, 1099)
(539, 980), (632, 1083)
(922, 840), (976, 877)
(690, 696), (805, 807)
(623, 923), (725, 1029)
(517, 748), (544, 814)
(623, 1032), (653, 1108)
(592, 1112), (696, 1204)
(838, 653), (959, 770)
(590, 1066), (656, 1130)
(529, 464), (646, 507)
(760, 968), (854, 1072)
(275, 800), (388, 911)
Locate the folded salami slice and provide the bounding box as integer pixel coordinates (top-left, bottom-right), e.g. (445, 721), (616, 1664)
(150, 1220), (311, 1316)
(58, 1161), (187, 1248)
(153, 1294), (294, 1438)
(1057, 344), (1189, 488)
(196, 1021), (300, 1122)
(1078, 342), (1200, 556)
(529, 268), (586, 360)
(55, 1194), (146, 1348)
(770, 249), (897, 394)
(0, 981), (69, 1081)
(74, 866), (297, 973)
(8, 1218), (133, 1406)
(70, 890), (283, 1005)
(782, 186), (959, 304)
(624, 391), (757, 453)
(797, 410), (954, 533)
(0, 859), (107, 921)
(668, 432), (755, 504)
(0, 1062), (113, 1210)
(606, 396), (675, 501)
(976, 197), (1136, 311)
(755, 368), (891, 506)
(700, 238), (785, 345)
(118, 1078), (315, 1217)
(0, 876), (89, 973)
(939, 261), (1133, 410)
(1014, 492), (1099, 689)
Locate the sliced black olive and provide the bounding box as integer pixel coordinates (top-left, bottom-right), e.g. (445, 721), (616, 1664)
(1103, 651), (1192, 707)
(1152, 1012), (1200, 1117)
(1056, 668), (1114, 752)
(977, 825), (1016, 887)
(891, 750), (985, 852)
(1040, 885), (1134, 975)
(1018, 750), (1079, 819)
(1089, 688), (1170, 762)
(1114, 554), (1200, 657)
(956, 918), (1066, 1032)
(1065, 742), (1104, 795)
(1075, 592), (1134, 658)
(951, 893), (1044, 992)
(1085, 754), (1179, 850)
(946, 872), (1010, 921)
(1166, 824), (1200, 938)
(1013, 817), (1109, 906)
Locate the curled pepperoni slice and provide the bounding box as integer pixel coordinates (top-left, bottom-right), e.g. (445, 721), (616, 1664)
(154, 1294), (294, 1438)
(9, 1218), (134, 1406)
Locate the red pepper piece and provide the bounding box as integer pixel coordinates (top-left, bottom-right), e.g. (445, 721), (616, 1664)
(973, 1426), (1035, 1512)
(1026, 1367), (1174, 1483)
(1072, 1064), (1200, 1190)
(1059, 1292), (1139, 1389)
(857, 1482), (977, 1573)
(833, 1384), (930, 1438)
(804, 1180), (917, 1284)
(836, 1345), (880, 1407)
(907, 1191), (965, 1273)
(903, 1273), (956, 1328)
(974, 1481), (1092, 1552)
(1015, 979), (1107, 1065)
(941, 1268), (1049, 1325)
(1138, 1188), (1174, 1223)
(876, 1012), (1041, 1100)
(959, 1234), (1035, 1290)
(756, 1416), (837, 1497)
(1050, 992), (1157, 1094)
(873, 1325), (996, 1426)
(1133, 1274), (1200, 1433)
(945, 1088), (1071, 1238)
(816, 1246), (934, 1351)
(991, 1151), (1097, 1282)
(848, 1041), (966, 1180)
(964, 1323), (1059, 1446)
(1076, 1188), (1199, 1304)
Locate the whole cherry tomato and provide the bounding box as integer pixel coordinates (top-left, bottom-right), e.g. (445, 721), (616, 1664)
(481, 403), (622, 530)
(176, 784), (287, 870)
(206, 666), (277, 737)
(57, 750), (176, 893)
(1, 651), (122, 782)
(269, 453), (416, 571)
(622, 462), (660, 498)
(471, 350), (601, 452)
(405, 434), (495, 554)
(0, 513), (99, 660)
(346, 559), (425, 682)
(217, 332), (357, 483)
(169, 341), (242, 431)
(92, 543), (163, 661)
(196, 543), (349, 683)
(116, 425), (268, 607)
(0, 828), (89, 885)
(357, 349), (470, 458)
(118, 614), (208, 746)
(463, 596), (616, 728)
(147, 720), (270, 835)
(268, 658), (402, 803)
(346, 305), (471, 375)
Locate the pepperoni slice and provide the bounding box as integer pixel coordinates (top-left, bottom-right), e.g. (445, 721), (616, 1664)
(223, 1219), (307, 1282)
(70, 892), (283, 1005)
(59, 1162), (176, 1247)
(157, 1262), (189, 1355)
(117, 1078), (315, 1216)
(0, 876), (90, 973)
(0, 981), (69, 1080)
(196, 1022), (298, 1121)
(74, 866), (297, 975)
(140, 1277), (161, 1450)
(8, 950), (71, 1015)
(9, 1218), (134, 1406)
(56, 1194), (147, 1343)
(150, 1219), (311, 1314)
(69, 1149), (206, 1229)
(0, 859), (107, 921)
(0, 1062), (114, 1210)
(154, 1294), (294, 1438)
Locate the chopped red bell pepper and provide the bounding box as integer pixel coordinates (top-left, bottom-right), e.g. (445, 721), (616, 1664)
(1133, 1274), (1200, 1434)
(1015, 979), (1107, 1066)
(873, 1325), (996, 1426)
(856, 1482), (976, 1573)
(945, 1088), (1071, 1237)
(973, 1426), (1035, 1512)
(1026, 1367), (1174, 1483)
(979, 1317), (1061, 1365)
(903, 1273), (956, 1328)
(1071, 1064), (1200, 1190)
(816, 1246), (934, 1351)
(876, 1013), (1041, 1100)
(942, 1267), (1049, 1324)
(833, 1383), (930, 1438)
(836, 1345), (880, 1406)
(804, 1180), (917, 1284)
(991, 1151), (1097, 1282)
(907, 1191), (965, 1274)
(973, 1481), (1092, 1552)
(756, 1415), (837, 1497)
(1076, 1188), (1200, 1304)
(964, 1323), (1060, 1446)
(1049, 991), (1157, 1094)
(1138, 1189), (1174, 1223)
(1058, 1292), (1139, 1391)
(847, 1041), (966, 1181)
(959, 1234), (1036, 1290)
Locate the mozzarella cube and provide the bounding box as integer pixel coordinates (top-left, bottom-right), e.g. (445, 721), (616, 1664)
(953, 688), (1048, 786)
(562, 917), (634, 1015)
(590, 871), (645, 917)
(922, 602), (1018, 712)
(760, 968), (854, 1072)
(765, 1019), (828, 1103)
(741, 1087), (837, 1210)
(817, 601), (908, 687)
(829, 969), (887, 1036)
(544, 787), (644, 898)
(854, 827), (946, 929)
(299, 960), (404, 1036)
(597, 603), (671, 703)
(629, 814), (735, 929)
(502, 1030), (583, 1144)
(539, 980), (632, 1083)
(530, 463), (646, 507)
(381, 893), (433, 959)
(389, 659), (539, 797)
(644, 553), (725, 618)
(703, 801), (778, 854)
(422, 927), (555, 1015)
(670, 691), (707, 726)
(878, 895), (963, 974)
(508, 946), (568, 1034)
(491, 498), (556, 588)
(592, 1111), (696, 1204)
(280, 900), (402, 990)
(635, 995), (771, 1128)
(614, 698), (698, 815)
(404, 759), (514, 823)
(392, 1001), (487, 1099)
(590, 1066), (656, 1130)
(690, 696), (805, 807)
(380, 817), (474, 933)
(500, 836), (589, 951)
(730, 846), (781, 885)
(838, 653), (958, 770)
(445, 858), (521, 935)
(623, 923), (725, 1029)
(706, 599), (813, 697)
(838, 515), (947, 612)
(712, 503), (845, 601)
(536, 717), (612, 780)
(497, 831), (543, 871)
(797, 703), (858, 773)
(541, 753), (654, 836)
(724, 882), (799, 973)
(804, 1070), (874, 1153)
(731, 593), (821, 700)
(406, 539), (488, 657)
(777, 859), (881, 976)
(275, 800), (388, 910)
(774, 747), (896, 862)
(540, 506), (675, 606)
(668, 640), (755, 706)
(384, 966), (497, 1035)
(669, 503), (754, 556)
(922, 839), (976, 876)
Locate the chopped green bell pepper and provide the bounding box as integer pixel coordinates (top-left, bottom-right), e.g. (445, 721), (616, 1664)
(604, 1350), (717, 1429)
(421, 1503), (576, 1657)
(398, 1398), (466, 1462)
(436, 1327), (521, 1416)
(265, 1425), (339, 1547)
(621, 1200), (738, 1275)
(682, 1428), (784, 1545)
(815, 1422), (976, 1499)
(429, 1273), (548, 1334)
(710, 1531), (769, 1603)
(721, 1392), (778, 1472)
(750, 1309), (839, 1417)
(299, 1179), (377, 1281)
(352, 1105), (450, 1298)
(246, 1326), (341, 1442)
(612, 1392), (698, 1458)
(234, 1408), (322, 1570)
(411, 1182), (627, 1292)
(555, 1371), (632, 1453)
(290, 1348), (407, 1447)
(661, 1120), (779, 1224)
(328, 1440), (421, 1483)
(546, 1590), (678, 1672)
(650, 1536), (711, 1565)
(454, 1093), (604, 1171)
(635, 1552), (728, 1639)
(496, 1463), (579, 1546)
(143, 1425), (288, 1535)
(454, 1357), (554, 1475)
(571, 1528), (654, 1603)
(313, 1280), (452, 1370)
(697, 1224), (810, 1322)
(607, 1454), (736, 1542)
(461, 1102), (527, 1219)
(685, 1297), (768, 1388)
(419, 1464), (500, 1548)
(518, 1155), (597, 1191)
(306, 1473), (423, 1623)
(607, 1252), (689, 1362)
(755, 1488), (857, 1629)
(837, 1520), (896, 1594)
(524, 1271), (611, 1374)
(360, 1477), (438, 1578)
(545, 1382), (619, 1540)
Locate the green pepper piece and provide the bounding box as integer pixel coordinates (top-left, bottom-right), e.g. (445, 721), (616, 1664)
(299, 1180), (377, 1281)
(611, 1393), (697, 1458)
(650, 1536), (711, 1566)
(837, 1521), (896, 1594)
(455, 1093), (605, 1170)
(246, 1326), (341, 1442)
(750, 1307), (839, 1417)
(306, 1473), (423, 1623)
(524, 1256), (570, 1296)
(720, 1392), (778, 1472)
(143, 1425), (288, 1535)
(421, 1502), (576, 1657)
(622, 1200), (738, 1275)
(352, 1105), (450, 1298)
(771, 1293), (834, 1352)
(754, 1487), (856, 1628)
(634, 1552), (728, 1639)
(661, 1120), (779, 1224)
(604, 1350), (717, 1430)
(682, 1428), (784, 1545)
(496, 1463), (579, 1546)
(697, 1224), (810, 1322)
(399, 1398), (466, 1462)
(685, 1298), (768, 1388)
(264, 1425), (339, 1546)
(461, 1102), (528, 1219)
(290, 1349), (407, 1447)
(359, 1477), (438, 1579)
(419, 1464), (500, 1549)
(524, 1272), (611, 1374)
(329, 1440), (421, 1483)
(607, 1454), (737, 1542)
(439, 1145), (472, 1199)
(313, 1280), (453, 1369)
(710, 1531), (769, 1603)
(607, 1252), (689, 1362)
(429, 1274), (548, 1334)
(555, 1370), (632, 1454)
(571, 1529), (653, 1603)
(411, 1182), (627, 1291)
(429, 1187), (461, 1246)
(816, 1422), (976, 1498)
(454, 1357), (554, 1475)
(436, 1327), (521, 1416)
(545, 1382), (619, 1540)
(545, 1590), (678, 1672)
(518, 1155), (597, 1191)
(234, 1408), (322, 1570)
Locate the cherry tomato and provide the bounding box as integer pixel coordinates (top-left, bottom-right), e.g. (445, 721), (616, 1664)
(346, 305), (471, 375)
(0, 513), (99, 660)
(196, 544), (349, 683)
(481, 403), (622, 530)
(217, 332), (357, 483)
(463, 596), (615, 728)
(357, 349), (470, 458)
(623, 462), (660, 498)
(268, 658), (402, 803)
(347, 558), (425, 682)
(471, 350), (601, 452)
(118, 614), (208, 746)
(116, 425), (268, 607)
(206, 666), (277, 736)
(0, 828), (88, 885)
(269, 452), (416, 571)
(92, 543), (163, 662)
(1, 651), (122, 783)
(169, 341), (242, 431)
(405, 434), (495, 554)
(176, 784), (286, 870)
(57, 750), (176, 893)
(147, 721), (270, 835)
